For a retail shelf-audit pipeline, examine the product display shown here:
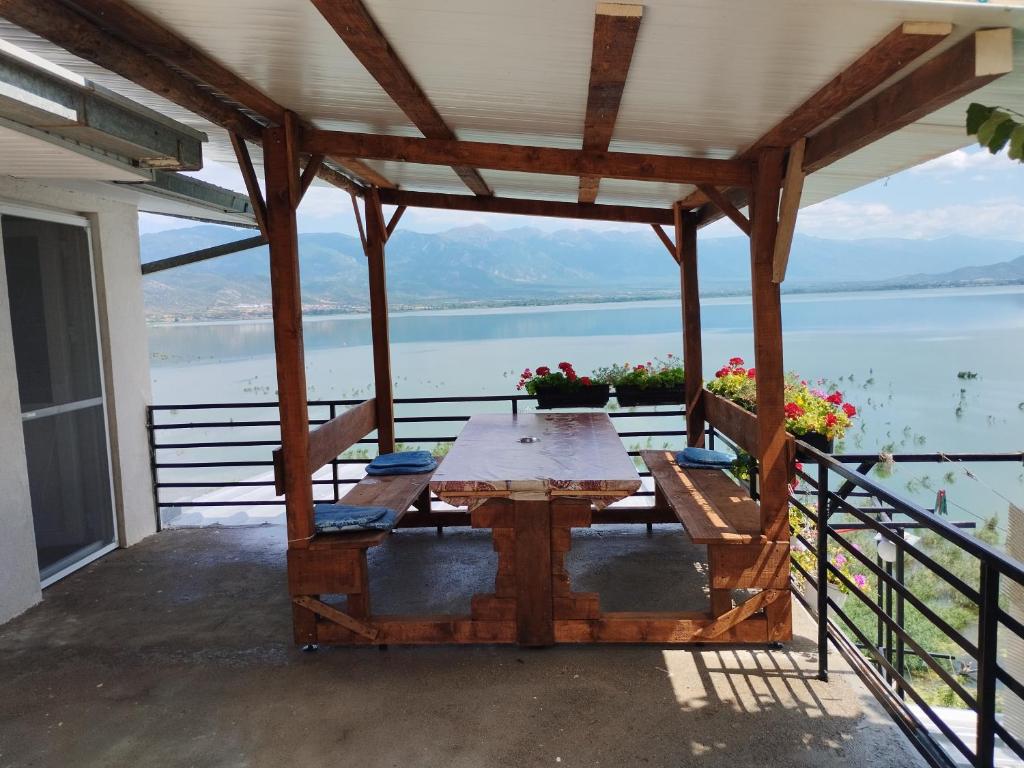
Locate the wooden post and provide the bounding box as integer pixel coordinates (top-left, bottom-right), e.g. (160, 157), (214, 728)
(675, 203), (704, 448)
(749, 148), (788, 542)
(364, 187), (396, 454)
(264, 125), (314, 546)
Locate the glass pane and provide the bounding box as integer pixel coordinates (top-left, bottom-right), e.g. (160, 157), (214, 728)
(3, 216), (100, 411)
(22, 405), (114, 579)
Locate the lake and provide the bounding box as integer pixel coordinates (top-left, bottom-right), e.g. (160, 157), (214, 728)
(148, 285), (1024, 536)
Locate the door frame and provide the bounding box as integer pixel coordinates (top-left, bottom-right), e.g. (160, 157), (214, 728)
(0, 200), (120, 587)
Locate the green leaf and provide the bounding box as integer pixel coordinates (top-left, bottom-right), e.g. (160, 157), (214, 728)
(1008, 124), (1024, 161)
(966, 102), (996, 135)
(987, 115), (1016, 154)
(976, 110), (1012, 149)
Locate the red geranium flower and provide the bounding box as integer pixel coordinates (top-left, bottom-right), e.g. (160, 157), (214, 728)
(842, 402), (857, 417)
(826, 413), (838, 427)
(715, 367), (729, 378)
(826, 392), (843, 405)
(580, 376), (592, 386)
(634, 364), (646, 372)
(747, 368), (756, 378)
(566, 370), (578, 382)
(784, 402), (805, 419)
(558, 362), (572, 371)
(522, 368), (533, 379)
(729, 356), (744, 366)
(535, 366), (550, 376)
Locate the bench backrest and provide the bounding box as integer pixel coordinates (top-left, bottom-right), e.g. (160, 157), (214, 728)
(701, 388), (796, 476)
(273, 398), (378, 496)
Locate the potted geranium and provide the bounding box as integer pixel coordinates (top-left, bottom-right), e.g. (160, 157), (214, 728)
(595, 355), (685, 407)
(517, 361), (610, 409)
(706, 357), (856, 452)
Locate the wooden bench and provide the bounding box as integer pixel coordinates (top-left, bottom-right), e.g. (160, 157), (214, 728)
(274, 398), (437, 644)
(641, 450), (789, 618)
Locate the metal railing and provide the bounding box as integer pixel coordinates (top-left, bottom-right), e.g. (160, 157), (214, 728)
(146, 395), (1024, 768)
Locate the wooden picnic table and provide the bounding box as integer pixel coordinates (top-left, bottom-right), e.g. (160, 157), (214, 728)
(431, 412), (641, 646)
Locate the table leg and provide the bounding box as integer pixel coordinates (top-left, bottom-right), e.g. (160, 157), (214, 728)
(551, 500), (600, 621)
(513, 498), (554, 646)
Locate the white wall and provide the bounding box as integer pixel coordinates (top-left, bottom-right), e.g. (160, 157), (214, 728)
(0, 176), (155, 624)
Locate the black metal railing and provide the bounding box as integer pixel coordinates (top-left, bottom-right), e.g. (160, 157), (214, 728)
(146, 395), (1024, 768)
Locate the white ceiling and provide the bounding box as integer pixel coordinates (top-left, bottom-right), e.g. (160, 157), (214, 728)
(1, 0), (1023, 210)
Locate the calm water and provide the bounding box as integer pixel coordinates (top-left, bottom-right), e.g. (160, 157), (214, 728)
(149, 286), (1024, 535)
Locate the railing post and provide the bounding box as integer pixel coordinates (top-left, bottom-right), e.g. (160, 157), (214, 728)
(146, 405), (162, 533)
(817, 459), (829, 681)
(976, 561), (1000, 768)
(329, 403), (339, 503)
(896, 528), (906, 699)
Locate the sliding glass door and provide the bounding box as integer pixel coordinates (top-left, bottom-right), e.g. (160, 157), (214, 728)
(2, 212), (116, 584)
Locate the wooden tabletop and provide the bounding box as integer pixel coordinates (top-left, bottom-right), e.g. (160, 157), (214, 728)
(431, 412), (641, 505)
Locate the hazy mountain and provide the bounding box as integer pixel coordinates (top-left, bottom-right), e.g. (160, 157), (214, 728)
(140, 224), (1024, 320)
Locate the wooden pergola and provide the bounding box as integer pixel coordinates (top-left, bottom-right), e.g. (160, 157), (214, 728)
(3, 0), (1014, 646)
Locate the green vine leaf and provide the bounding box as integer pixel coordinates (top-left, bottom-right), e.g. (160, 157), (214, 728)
(966, 102), (996, 135)
(1009, 124), (1024, 161)
(976, 110), (1013, 149)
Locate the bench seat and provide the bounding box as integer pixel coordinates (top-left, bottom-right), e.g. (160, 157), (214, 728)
(308, 467), (436, 550)
(640, 450), (764, 545)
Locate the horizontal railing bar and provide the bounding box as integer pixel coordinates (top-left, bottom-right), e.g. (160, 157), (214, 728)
(826, 596), (977, 763)
(827, 493), (981, 603)
(835, 452), (1024, 464)
(800, 440), (1024, 584)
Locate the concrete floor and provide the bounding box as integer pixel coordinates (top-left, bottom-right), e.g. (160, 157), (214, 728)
(0, 525), (928, 768)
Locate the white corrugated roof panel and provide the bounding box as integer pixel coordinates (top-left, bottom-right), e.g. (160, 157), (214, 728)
(2, 0), (1022, 209)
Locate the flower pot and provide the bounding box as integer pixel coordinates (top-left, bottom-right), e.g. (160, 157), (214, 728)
(614, 384), (685, 407)
(800, 581), (846, 614)
(534, 384), (610, 409)
(794, 431), (833, 454)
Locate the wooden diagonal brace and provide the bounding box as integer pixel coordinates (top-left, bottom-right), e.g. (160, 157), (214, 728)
(293, 595), (379, 641)
(695, 589), (782, 639)
(697, 184), (750, 235)
(229, 132), (268, 238)
(385, 205), (407, 241)
(650, 224), (677, 263)
(772, 138), (807, 283)
(298, 155), (326, 202)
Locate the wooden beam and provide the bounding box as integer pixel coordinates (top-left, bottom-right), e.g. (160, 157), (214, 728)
(377, 189), (673, 225)
(299, 155), (325, 202)
(803, 28), (1013, 174)
(682, 21), (954, 218)
(309, 0), (491, 196)
(1, 0), (262, 138)
(264, 124), (314, 547)
(772, 138), (806, 283)
(385, 205), (406, 240)
(58, 0), (386, 192)
(364, 187), (395, 454)
(650, 224), (676, 262)
(748, 147), (788, 543)
(578, 3), (643, 204)
(229, 133), (268, 238)
(304, 130), (753, 187)
(141, 235), (266, 275)
(696, 184), (750, 235)
(351, 193), (367, 252)
(676, 204), (703, 448)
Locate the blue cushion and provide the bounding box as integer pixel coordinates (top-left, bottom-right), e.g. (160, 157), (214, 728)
(674, 447), (733, 469)
(366, 450), (437, 475)
(313, 504), (399, 533)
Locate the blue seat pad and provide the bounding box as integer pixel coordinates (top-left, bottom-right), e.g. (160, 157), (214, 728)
(365, 450), (438, 475)
(674, 446), (733, 469)
(313, 504), (399, 533)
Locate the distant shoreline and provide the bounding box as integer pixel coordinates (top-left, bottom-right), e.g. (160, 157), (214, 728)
(145, 278), (1024, 325)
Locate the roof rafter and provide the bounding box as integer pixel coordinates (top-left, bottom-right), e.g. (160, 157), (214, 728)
(681, 20), (953, 216)
(578, 3), (643, 204)
(303, 130), (753, 187)
(309, 0), (492, 196)
(695, 26), (1013, 228)
(376, 189), (673, 226)
(46, 0), (388, 192)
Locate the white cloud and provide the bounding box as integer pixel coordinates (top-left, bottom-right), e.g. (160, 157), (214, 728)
(797, 197), (1024, 241)
(910, 147), (1014, 177)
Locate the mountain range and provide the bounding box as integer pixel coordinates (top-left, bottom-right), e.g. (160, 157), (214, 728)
(140, 224), (1024, 320)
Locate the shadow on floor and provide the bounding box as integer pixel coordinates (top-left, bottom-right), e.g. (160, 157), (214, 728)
(0, 525), (926, 768)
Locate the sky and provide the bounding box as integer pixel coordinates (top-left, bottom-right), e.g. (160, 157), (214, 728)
(139, 146), (1024, 241)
